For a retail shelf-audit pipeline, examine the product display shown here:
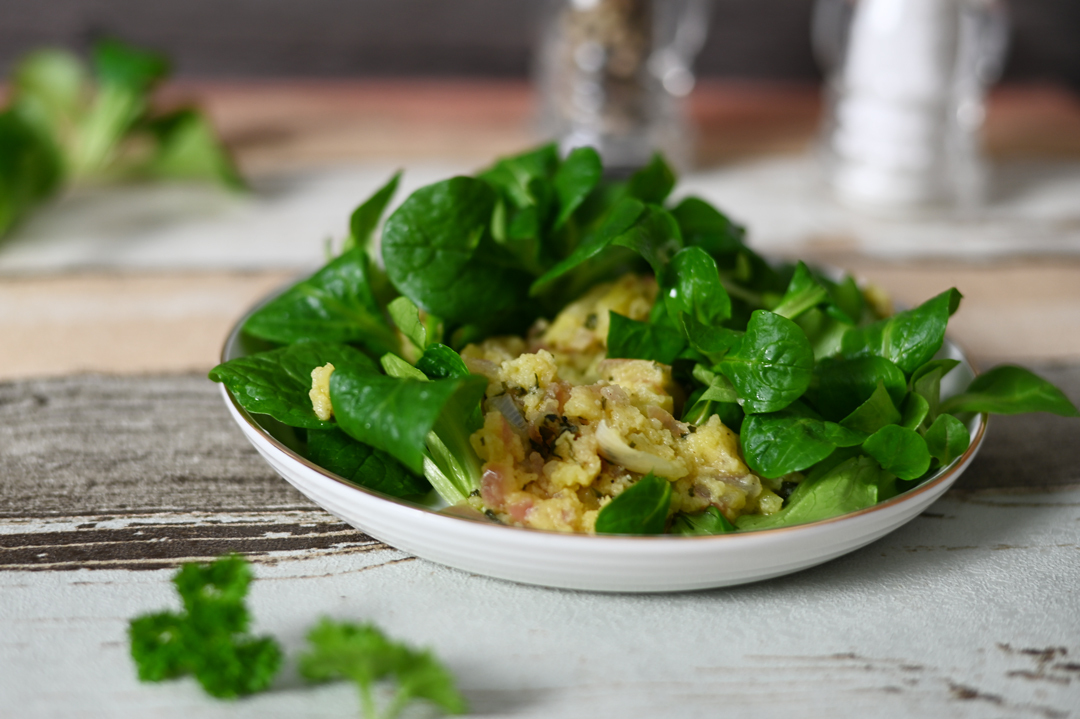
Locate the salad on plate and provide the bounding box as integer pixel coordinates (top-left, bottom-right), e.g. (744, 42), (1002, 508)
(211, 145), (1078, 536)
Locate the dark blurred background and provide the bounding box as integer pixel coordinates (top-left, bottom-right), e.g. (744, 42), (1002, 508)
(1, 0), (1078, 88)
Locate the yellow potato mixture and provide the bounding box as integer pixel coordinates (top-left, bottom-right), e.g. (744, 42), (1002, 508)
(460, 275), (781, 533)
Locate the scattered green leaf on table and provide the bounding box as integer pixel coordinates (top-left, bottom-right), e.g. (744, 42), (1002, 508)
(299, 618), (467, 719)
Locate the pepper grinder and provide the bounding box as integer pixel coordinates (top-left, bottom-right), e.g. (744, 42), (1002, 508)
(536, 0), (711, 174)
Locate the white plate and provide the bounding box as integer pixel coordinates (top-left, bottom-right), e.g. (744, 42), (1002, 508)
(218, 303), (987, 593)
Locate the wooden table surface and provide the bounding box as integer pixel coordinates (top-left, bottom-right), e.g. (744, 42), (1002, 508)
(2, 81), (1079, 719)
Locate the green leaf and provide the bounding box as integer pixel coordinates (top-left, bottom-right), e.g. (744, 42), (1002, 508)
(478, 143), (559, 209)
(144, 108), (244, 190)
(380, 353), (428, 380)
(671, 506), (735, 536)
(771, 261), (830, 320)
(330, 368), (487, 476)
(129, 556), (282, 699)
(387, 296), (427, 351)
(625, 154), (676, 204)
(718, 310), (815, 414)
(822, 274), (865, 326)
(740, 402), (867, 479)
(737, 455), (882, 531)
(299, 618), (400, 686)
(939, 365), (1080, 417)
(393, 649), (469, 716)
(839, 381), (902, 435)
(553, 146), (602, 228)
(382, 176), (532, 324)
(841, 288), (962, 374)
(529, 198), (645, 294)
(611, 203), (683, 276)
(606, 311), (686, 364)
(306, 428), (429, 497)
(417, 344), (472, 380)
(209, 342), (376, 429)
(350, 171), (401, 252)
(74, 39), (170, 177)
(0, 109), (63, 237)
(924, 414), (972, 466)
(900, 392), (931, 430)
(670, 196), (746, 259)
(862, 425), (931, 480)
(242, 248), (398, 356)
(92, 38), (169, 92)
(806, 356), (907, 422)
(663, 246), (732, 333)
(692, 364), (740, 404)
(683, 321), (743, 365)
(910, 358), (961, 421)
(10, 49), (86, 146)
(594, 473), (672, 535)
(129, 612), (188, 682)
(299, 618), (467, 718)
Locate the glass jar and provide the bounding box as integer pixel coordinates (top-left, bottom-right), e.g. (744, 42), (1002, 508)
(536, 0), (711, 173)
(813, 0), (1009, 213)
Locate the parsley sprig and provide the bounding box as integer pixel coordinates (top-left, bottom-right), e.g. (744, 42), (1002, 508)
(128, 555), (281, 698)
(129, 556), (467, 718)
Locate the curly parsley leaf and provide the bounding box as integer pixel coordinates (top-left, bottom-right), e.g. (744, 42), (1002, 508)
(299, 618), (467, 719)
(128, 555), (282, 699)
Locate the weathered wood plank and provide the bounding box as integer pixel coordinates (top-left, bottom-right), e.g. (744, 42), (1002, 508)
(0, 511), (388, 571)
(2, 369), (1077, 517)
(2, 368), (1077, 514)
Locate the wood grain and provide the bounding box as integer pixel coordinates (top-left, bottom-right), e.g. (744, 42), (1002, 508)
(0, 369), (1076, 572)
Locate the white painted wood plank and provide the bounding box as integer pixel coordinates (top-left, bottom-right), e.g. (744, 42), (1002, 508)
(3, 491), (1078, 719)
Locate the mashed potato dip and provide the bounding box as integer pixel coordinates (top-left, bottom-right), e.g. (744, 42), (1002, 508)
(460, 275), (782, 534)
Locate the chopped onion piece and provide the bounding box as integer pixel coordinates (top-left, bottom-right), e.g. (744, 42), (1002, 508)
(489, 393), (528, 434)
(595, 421), (687, 479)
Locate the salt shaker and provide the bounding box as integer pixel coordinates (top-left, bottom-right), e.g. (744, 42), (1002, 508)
(814, 0), (1009, 212)
(536, 0), (711, 173)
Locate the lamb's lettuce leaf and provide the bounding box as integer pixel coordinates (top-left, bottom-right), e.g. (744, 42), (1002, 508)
(382, 176), (532, 325)
(740, 402), (867, 479)
(939, 365), (1080, 417)
(861, 424), (931, 481)
(718, 310), (814, 414)
(737, 455), (884, 531)
(924, 414), (971, 466)
(243, 248), (399, 357)
(594, 473), (672, 535)
(330, 367), (487, 491)
(671, 506), (735, 536)
(306, 428), (429, 498)
(606, 311), (685, 364)
(806, 356), (907, 422)
(841, 288), (962, 375)
(209, 342), (376, 429)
